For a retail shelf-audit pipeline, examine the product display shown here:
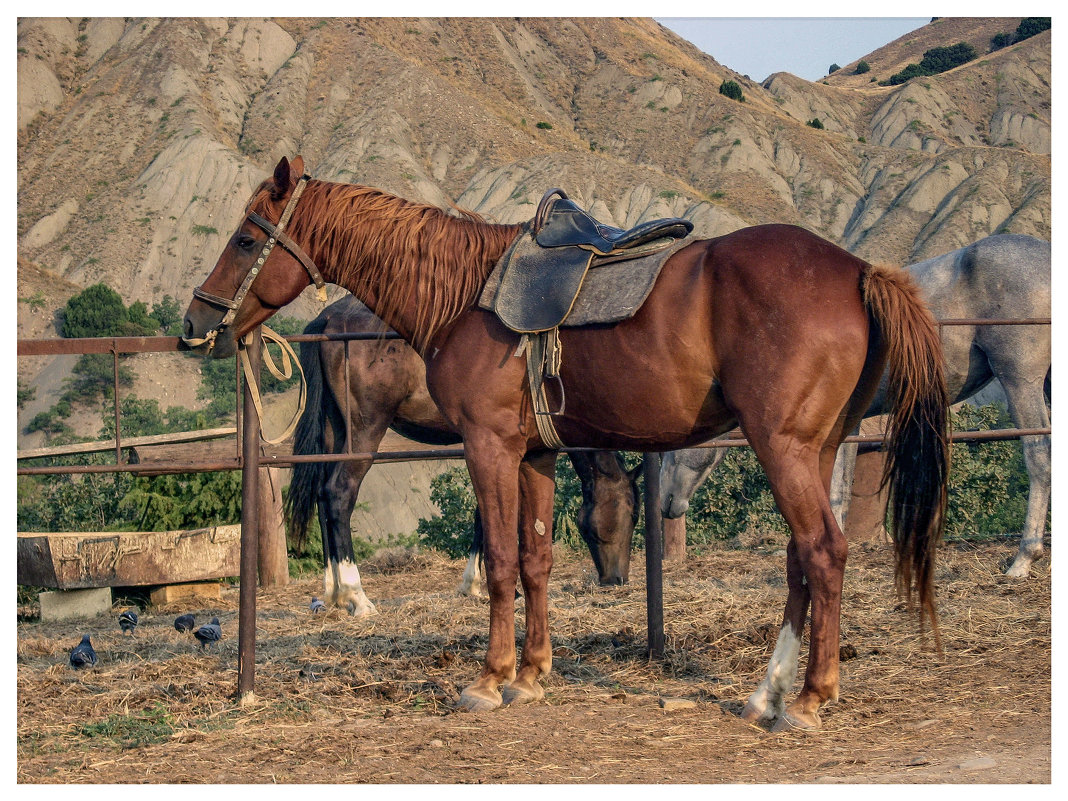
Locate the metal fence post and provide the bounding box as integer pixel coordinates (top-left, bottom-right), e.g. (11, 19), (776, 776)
(643, 452), (665, 658)
(237, 328), (261, 704)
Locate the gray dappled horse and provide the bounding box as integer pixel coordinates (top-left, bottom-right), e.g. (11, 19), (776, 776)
(661, 234), (1051, 578)
(285, 295), (640, 615)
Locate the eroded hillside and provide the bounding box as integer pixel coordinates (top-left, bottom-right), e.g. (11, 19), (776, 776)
(16, 16), (1051, 442)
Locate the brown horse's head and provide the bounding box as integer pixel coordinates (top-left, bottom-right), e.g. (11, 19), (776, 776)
(573, 451), (640, 585)
(182, 155), (320, 358)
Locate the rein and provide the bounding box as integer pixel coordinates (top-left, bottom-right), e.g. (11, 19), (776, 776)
(239, 325), (309, 446)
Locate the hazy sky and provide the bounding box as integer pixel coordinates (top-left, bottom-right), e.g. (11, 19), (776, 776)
(656, 17), (931, 83)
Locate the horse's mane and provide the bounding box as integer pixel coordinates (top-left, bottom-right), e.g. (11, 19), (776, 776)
(250, 179), (522, 354)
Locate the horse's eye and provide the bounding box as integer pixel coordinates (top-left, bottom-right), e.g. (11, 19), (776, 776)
(235, 234), (257, 250)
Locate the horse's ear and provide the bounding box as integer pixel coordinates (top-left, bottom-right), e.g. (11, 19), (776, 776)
(271, 156), (305, 200)
(271, 157), (292, 200)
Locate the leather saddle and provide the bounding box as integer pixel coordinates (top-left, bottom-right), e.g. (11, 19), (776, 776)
(485, 188), (694, 333)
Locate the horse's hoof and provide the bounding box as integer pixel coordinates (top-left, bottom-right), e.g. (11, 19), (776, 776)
(1004, 562), (1033, 579)
(741, 691), (780, 723)
(771, 708), (821, 732)
(501, 679), (544, 706)
(458, 685), (502, 712)
(346, 600), (377, 618)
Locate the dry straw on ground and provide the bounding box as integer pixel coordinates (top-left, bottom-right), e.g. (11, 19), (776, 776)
(17, 539), (1050, 784)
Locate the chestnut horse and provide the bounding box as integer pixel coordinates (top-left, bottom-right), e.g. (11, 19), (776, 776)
(285, 294), (639, 615)
(183, 156), (949, 730)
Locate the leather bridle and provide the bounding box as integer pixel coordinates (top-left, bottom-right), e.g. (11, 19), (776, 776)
(184, 174), (327, 350)
(183, 173), (328, 444)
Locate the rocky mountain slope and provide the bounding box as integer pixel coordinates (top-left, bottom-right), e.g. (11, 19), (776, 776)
(17, 16), (1051, 440)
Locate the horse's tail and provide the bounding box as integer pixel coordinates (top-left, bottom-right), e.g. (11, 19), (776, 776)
(862, 263), (951, 646)
(283, 316), (330, 552)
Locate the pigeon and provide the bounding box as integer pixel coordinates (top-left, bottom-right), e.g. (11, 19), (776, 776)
(194, 616), (222, 649)
(310, 597), (326, 614)
(174, 613), (195, 633)
(118, 610), (138, 636)
(69, 634), (97, 669)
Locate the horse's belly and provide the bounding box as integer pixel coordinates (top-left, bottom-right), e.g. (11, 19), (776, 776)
(552, 362), (734, 450)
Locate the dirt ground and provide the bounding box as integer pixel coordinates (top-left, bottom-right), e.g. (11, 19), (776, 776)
(16, 539), (1051, 785)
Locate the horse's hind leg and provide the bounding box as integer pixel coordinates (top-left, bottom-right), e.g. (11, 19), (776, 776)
(998, 367), (1051, 577)
(320, 457), (377, 617)
(742, 537), (810, 724)
(741, 435), (849, 731)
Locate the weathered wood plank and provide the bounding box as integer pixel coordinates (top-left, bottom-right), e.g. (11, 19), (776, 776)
(17, 526), (241, 589)
(17, 427), (236, 460)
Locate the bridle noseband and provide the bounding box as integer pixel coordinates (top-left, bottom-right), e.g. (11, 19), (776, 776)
(185, 174), (327, 350)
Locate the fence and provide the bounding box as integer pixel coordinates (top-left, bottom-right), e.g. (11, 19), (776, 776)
(16, 318), (1050, 701)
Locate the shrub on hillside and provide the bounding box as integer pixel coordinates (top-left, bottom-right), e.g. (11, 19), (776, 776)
(882, 41), (978, 86)
(1015, 17), (1050, 41)
(718, 80), (745, 102)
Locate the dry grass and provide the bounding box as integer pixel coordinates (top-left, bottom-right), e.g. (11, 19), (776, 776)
(16, 539), (1050, 784)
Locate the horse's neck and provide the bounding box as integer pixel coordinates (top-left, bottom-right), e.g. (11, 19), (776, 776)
(300, 189), (519, 353)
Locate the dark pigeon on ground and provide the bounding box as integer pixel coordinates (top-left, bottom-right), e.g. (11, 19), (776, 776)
(310, 597), (326, 614)
(69, 634), (97, 669)
(194, 616), (222, 649)
(174, 613), (195, 633)
(118, 610), (138, 635)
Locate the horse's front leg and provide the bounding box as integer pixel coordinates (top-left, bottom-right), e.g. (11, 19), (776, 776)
(502, 450), (557, 705)
(320, 457), (377, 617)
(457, 439), (524, 712)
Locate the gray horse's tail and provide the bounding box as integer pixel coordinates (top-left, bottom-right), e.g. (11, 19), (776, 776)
(283, 316), (330, 552)
(863, 264), (951, 647)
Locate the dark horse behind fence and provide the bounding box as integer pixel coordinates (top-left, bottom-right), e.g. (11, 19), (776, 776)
(284, 294), (640, 615)
(183, 156), (949, 731)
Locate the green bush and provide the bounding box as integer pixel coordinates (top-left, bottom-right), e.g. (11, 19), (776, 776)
(61, 283), (160, 338)
(944, 402), (1034, 540)
(807, 118), (825, 129)
(62, 284), (131, 338)
(918, 42), (977, 73)
(1015, 17), (1050, 41)
(990, 32), (1014, 51)
(854, 60), (871, 75)
(718, 80), (745, 102)
(828, 63), (841, 74)
(416, 466), (479, 558)
(150, 295), (183, 335)
(883, 42), (977, 85)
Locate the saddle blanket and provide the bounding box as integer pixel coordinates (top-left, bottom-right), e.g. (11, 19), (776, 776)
(478, 234), (693, 331)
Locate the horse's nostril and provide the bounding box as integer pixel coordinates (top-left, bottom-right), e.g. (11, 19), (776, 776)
(183, 318), (194, 339)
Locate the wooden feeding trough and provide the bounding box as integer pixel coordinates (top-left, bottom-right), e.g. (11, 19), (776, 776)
(18, 526), (241, 617)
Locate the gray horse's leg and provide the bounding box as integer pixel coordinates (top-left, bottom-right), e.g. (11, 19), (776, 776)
(998, 370), (1051, 578)
(829, 439), (857, 529)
